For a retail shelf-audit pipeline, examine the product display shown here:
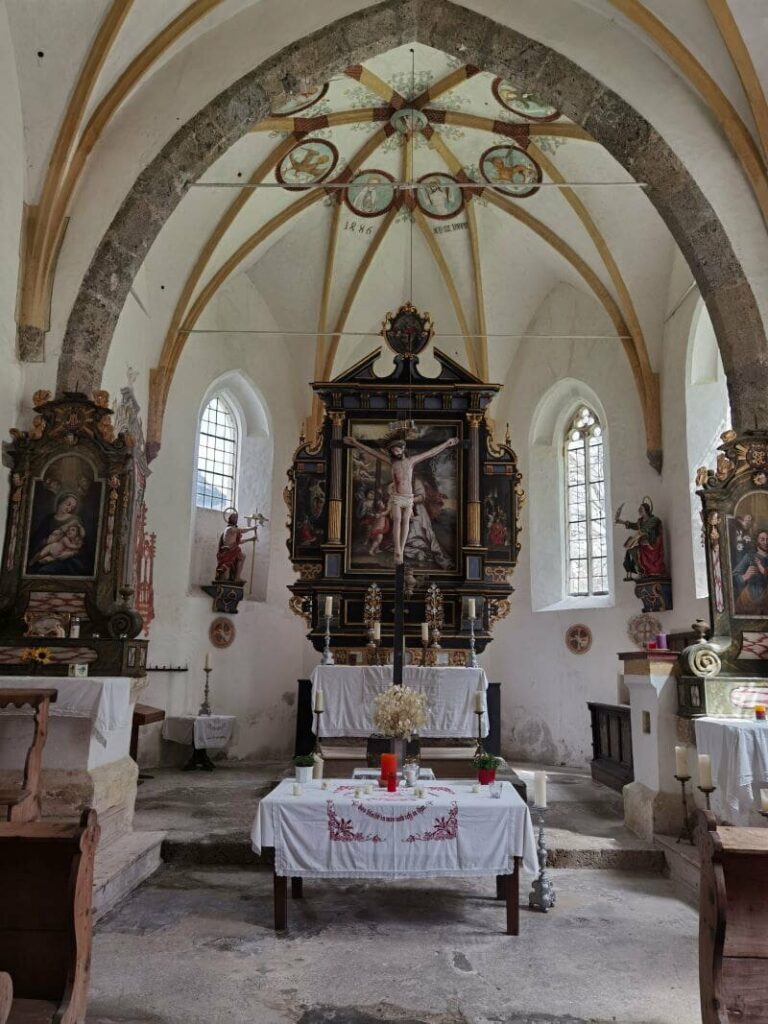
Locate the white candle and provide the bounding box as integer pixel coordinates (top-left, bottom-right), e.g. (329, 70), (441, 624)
(675, 745), (689, 778)
(204, 652), (210, 671)
(313, 688), (325, 712)
(760, 788), (768, 812)
(467, 598), (476, 619)
(471, 783), (481, 794)
(698, 754), (713, 790)
(321, 780), (329, 790)
(354, 787), (362, 799)
(534, 771), (547, 808)
(292, 783), (302, 796)
(474, 690), (485, 713)
(324, 595), (333, 617)
(365, 784), (374, 795)
(373, 621), (381, 641)
(421, 622), (430, 644)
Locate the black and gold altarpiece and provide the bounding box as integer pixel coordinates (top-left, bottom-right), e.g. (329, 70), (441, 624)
(678, 431), (768, 715)
(285, 305), (523, 660)
(0, 390), (148, 676)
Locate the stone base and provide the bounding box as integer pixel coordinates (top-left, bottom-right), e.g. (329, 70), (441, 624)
(623, 781), (683, 841)
(0, 755), (138, 848)
(93, 829), (165, 920)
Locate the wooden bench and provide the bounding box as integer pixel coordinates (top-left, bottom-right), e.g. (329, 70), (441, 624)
(0, 809), (100, 1024)
(0, 689), (57, 822)
(698, 809), (768, 1024)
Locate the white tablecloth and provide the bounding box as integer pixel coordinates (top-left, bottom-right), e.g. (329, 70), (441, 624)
(162, 714), (236, 750)
(252, 779), (537, 879)
(311, 666), (490, 738)
(0, 675), (131, 746)
(695, 716), (768, 823)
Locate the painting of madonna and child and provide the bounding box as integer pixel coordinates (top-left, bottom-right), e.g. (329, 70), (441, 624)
(346, 421), (460, 573)
(24, 455), (103, 578)
(728, 492), (768, 618)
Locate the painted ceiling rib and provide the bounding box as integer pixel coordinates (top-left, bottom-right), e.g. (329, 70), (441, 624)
(309, 198), (344, 435)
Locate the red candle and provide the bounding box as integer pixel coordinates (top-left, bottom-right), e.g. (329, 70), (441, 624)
(387, 772), (397, 793)
(380, 753), (397, 778)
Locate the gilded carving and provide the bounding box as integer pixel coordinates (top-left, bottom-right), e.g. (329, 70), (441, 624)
(295, 563), (323, 580)
(289, 594), (312, 624)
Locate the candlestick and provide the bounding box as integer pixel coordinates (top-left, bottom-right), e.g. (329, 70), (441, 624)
(204, 652), (211, 672)
(528, 806), (556, 912)
(198, 663), (212, 715)
(467, 597), (476, 619)
(698, 753), (713, 790)
(675, 773), (694, 844)
(324, 595), (333, 618)
(533, 771), (547, 809)
(313, 707), (324, 755)
(474, 709), (486, 759)
(674, 745), (689, 778)
(373, 621), (381, 641)
(697, 784), (716, 811)
(321, 614), (335, 665)
(466, 616), (479, 669)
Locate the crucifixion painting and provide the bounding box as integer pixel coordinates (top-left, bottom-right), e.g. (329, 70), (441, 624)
(345, 425), (459, 567)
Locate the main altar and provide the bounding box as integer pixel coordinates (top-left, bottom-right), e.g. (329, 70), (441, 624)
(285, 304), (523, 761)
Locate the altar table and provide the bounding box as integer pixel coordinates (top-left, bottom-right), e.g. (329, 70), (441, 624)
(251, 779), (537, 934)
(0, 675), (131, 747)
(695, 716), (768, 824)
(310, 665), (490, 738)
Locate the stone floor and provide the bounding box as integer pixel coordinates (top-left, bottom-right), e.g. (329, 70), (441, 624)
(90, 864), (700, 1024)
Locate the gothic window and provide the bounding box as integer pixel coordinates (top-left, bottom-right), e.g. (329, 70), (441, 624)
(565, 406), (608, 597)
(196, 395), (238, 510)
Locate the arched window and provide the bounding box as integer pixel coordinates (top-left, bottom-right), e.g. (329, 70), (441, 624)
(564, 406), (608, 597)
(195, 395), (238, 510)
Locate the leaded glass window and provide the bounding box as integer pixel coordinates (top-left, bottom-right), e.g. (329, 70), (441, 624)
(565, 406), (608, 597)
(196, 396), (238, 510)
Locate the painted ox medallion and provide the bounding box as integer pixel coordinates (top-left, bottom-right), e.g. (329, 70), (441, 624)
(480, 145), (542, 198)
(492, 79), (561, 122)
(345, 170), (396, 217)
(276, 139), (338, 190)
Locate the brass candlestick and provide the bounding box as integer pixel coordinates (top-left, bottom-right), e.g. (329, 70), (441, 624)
(474, 709), (486, 759)
(198, 665), (212, 716)
(697, 784), (716, 811)
(675, 773), (694, 844)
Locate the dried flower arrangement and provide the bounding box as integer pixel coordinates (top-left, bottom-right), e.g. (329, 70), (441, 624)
(372, 684), (428, 740)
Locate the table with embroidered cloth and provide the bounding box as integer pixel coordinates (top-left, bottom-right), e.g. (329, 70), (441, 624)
(251, 778), (538, 933)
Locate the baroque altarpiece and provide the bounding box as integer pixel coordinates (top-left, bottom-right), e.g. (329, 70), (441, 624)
(678, 431), (768, 715)
(285, 305), (523, 662)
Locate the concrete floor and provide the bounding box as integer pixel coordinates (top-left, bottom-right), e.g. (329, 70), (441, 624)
(90, 863), (700, 1024)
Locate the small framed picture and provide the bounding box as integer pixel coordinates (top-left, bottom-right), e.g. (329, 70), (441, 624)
(68, 663), (88, 678)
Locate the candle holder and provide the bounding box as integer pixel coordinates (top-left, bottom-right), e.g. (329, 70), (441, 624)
(528, 806), (556, 912)
(697, 784), (716, 811)
(474, 708), (486, 759)
(313, 708), (324, 754)
(198, 664), (212, 716)
(322, 614), (335, 666)
(366, 636), (380, 666)
(675, 773), (694, 844)
(467, 616), (479, 669)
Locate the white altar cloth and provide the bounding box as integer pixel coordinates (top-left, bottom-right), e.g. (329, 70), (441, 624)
(311, 666), (489, 738)
(162, 714), (236, 750)
(695, 716), (768, 823)
(0, 675), (131, 746)
(252, 779), (537, 879)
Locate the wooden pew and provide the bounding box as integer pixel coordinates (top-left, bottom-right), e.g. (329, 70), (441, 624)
(0, 689), (57, 822)
(0, 809), (100, 1024)
(698, 809), (768, 1024)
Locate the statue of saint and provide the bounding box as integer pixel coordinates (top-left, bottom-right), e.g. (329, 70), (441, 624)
(215, 511), (261, 583)
(615, 497), (668, 580)
(344, 433), (459, 564)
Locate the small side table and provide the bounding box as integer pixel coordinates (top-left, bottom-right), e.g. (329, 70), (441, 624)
(162, 714), (236, 771)
(130, 704), (166, 782)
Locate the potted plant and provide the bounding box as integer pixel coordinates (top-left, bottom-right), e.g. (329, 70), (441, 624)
(293, 754), (315, 783)
(474, 753), (500, 785)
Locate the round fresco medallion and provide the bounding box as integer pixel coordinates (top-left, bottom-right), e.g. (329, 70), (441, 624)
(270, 82), (329, 116)
(415, 173), (464, 219)
(627, 613), (662, 650)
(390, 108), (428, 135)
(209, 616), (235, 649)
(344, 169), (396, 217)
(492, 78), (560, 122)
(480, 145), (542, 198)
(276, 138), (338, 190)
(565, 624), (592, 655)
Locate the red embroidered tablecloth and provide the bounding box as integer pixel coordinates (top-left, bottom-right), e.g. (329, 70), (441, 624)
(251, 780), (538, 879)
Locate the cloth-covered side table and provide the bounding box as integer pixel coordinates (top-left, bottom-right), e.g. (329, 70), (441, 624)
(162, 714), (235, 770)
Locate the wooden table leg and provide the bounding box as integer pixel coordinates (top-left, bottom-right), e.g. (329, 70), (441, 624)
(274, 872), (287, 931)
(496, 874), (505, 901)
(291, 877), (303, 899)
(505, 859), (520, 936)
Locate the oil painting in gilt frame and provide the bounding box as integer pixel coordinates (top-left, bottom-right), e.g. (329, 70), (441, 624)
(24, 454), (104, 579)
(728, 491), (768, 617)
(482, 474), (515, 562)
(291, 464), (327, 560)
(345, 420), (461, 574)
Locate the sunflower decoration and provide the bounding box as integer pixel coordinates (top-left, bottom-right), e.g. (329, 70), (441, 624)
(20, 646), (54, 665)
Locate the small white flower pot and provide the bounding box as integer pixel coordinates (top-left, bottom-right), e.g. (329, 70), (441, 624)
(295, 765), (314, 784)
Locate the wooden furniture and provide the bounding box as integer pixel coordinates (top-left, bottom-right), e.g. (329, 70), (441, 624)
(698, 810), (768, 1024)
(0, 808), (100, 1024)
(0, 688), (57, 822)
(0, 973), (12, 1024)
(587, 701), (633, 792)
(130, 702), (165, 767)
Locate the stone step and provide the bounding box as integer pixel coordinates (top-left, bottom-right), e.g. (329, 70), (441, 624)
(93, 830), (165, 920)
(654, 833), (700, 906)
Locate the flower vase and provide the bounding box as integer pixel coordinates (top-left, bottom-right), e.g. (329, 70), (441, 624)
(478, 768), (496, 786)
(389, 737), (407, 772)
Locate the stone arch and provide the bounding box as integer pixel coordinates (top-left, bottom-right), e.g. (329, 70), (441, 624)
(57, 0), (767, 447)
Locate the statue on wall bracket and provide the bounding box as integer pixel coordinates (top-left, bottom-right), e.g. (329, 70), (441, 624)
(202, 507), (267, 613)
(614, 496), (673, 612)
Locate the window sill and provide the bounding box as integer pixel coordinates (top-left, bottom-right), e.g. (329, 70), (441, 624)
(534, 594), (615, 612)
